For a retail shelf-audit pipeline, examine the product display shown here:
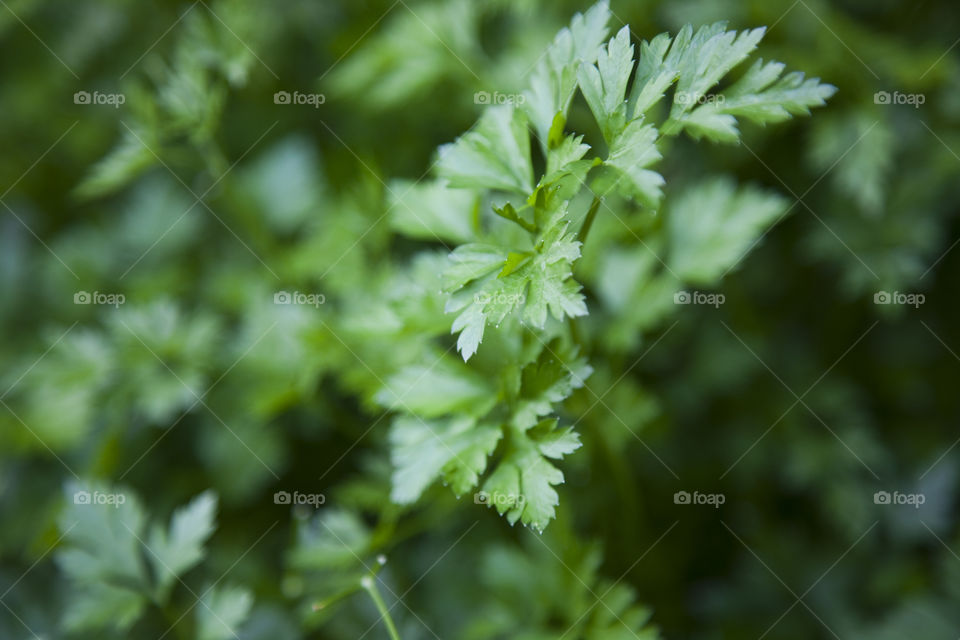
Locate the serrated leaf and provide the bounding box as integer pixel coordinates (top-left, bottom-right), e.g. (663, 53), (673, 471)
(667, 177), (788, 283)
(437, 106), (533, 194)
(668, 25), (766, 121)
(75, 129), (157, 199)
(443, 244), (507, 291)
(147, 491), (218, 601)
(578, 26), (634, 141)
(197, 585), (253, 640)
(375, 359), (495, 418)
(390, 416), (502, 503)
(445, 208), (588, 360)
(542, 133), (592, 187)
(597, 120), (664, 208)
(628, 32), (677, 117)
(514, 352), (592, 430)
(57, 482), (149, 633)
(61, 581), (147, 633)
(523, 1), (612, 148)
(481, 422), (580, 532)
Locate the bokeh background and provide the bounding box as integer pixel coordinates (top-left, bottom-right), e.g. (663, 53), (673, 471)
(1, 0), (959, 638)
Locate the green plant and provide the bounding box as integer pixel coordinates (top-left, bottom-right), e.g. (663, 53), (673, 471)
(11, 0), (958, 638)
(378, 1), (833, 532)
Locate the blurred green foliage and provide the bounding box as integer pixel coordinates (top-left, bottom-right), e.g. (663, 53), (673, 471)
(1, 1), (959, 639)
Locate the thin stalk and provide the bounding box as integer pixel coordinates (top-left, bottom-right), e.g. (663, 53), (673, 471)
(361, 576), (401, 640)
(577, 196), (602, 245)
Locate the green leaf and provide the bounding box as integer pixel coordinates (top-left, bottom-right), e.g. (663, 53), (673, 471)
(513, 350), (592, 430)
(493, 201), (537, 233)
(60, 581), (149, 633)
(57, 482), (149, 633)
(578, 26), (634, 142)
(57, 484), (223, 634)
(596, 120), (664, 208)
(445, 208), (588, 361)
(437, 105), (534, 194)
(75, 128), (157, 199)
(443, 244), (508, 291)
(627, 32), (677, 117)
(481, 420), (582, 532)
(375, 358), (495, 418)
(542, 133), (592, 188)
(681, 59), (837, 142)
(667, 177), (788, 283)
(196, 585), (254, 640)
(390, 416), (502, 503)
(667, 24), (766, 122)
(523, 1), (612, 148)
(147, 491), (218, 601)
(388, 179), (478, 244)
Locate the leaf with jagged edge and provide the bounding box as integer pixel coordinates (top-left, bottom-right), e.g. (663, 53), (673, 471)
(147, 491), (218, 602)
(578, 25), (634, 142)
(511, 345), (592, 430)
(56, 482), (149, 633)
(680, 59), (837, 143)
(667, 24), (766, 122)
(375, 357), (496, 419)
(667, 177), (788, 283)
(389, 415), (503, 503)
(523, 1), (612, 149)
(480, 419), (582, 532)
(437, 105), (534, 194)
(444, 207), (587, 361)
(594, 119), (664, 209)
(196, 585), (253, 640)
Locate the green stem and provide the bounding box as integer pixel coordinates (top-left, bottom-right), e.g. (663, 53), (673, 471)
(577, 196), (602, 245)
(361, 576), (401, 640)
